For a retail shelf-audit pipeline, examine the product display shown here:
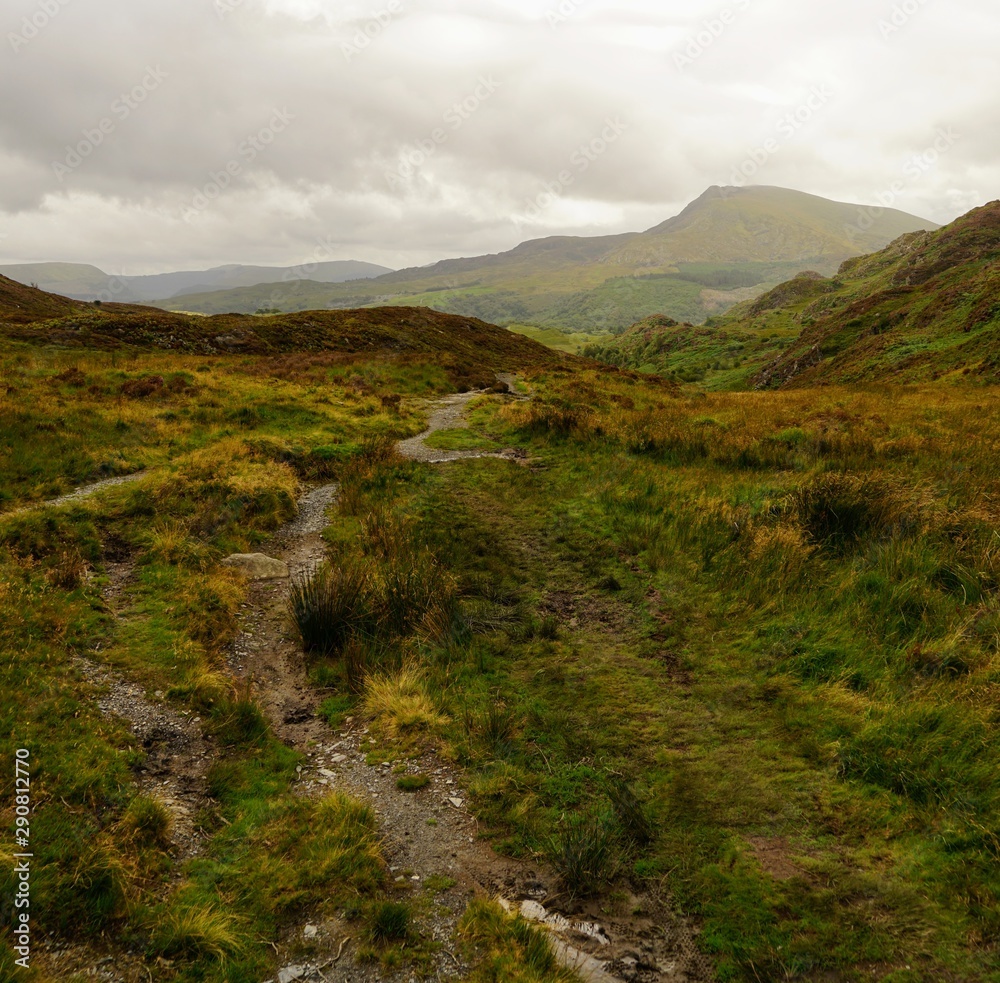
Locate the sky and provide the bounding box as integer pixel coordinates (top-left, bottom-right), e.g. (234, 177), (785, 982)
(0, 0), (996, 274)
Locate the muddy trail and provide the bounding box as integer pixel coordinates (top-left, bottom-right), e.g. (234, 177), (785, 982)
(53, 385), (714, 982)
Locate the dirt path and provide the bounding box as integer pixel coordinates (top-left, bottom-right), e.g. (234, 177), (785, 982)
(60, 386), (712, 982)
(1, 470), (148, 518)
(396, 390), (526, 465)
(224, 386), (712, 983)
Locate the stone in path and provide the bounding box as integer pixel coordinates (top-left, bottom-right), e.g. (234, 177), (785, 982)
(221, 553), (290, 580)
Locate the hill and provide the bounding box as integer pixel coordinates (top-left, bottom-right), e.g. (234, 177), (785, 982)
(0, 272), (90, 323)
(0, 278), (564, 388)
(747, 200), (1000, 386)
(584, 200), (1000, 388)
(148, 186), (938, 331)
(0, 260), (393, 303)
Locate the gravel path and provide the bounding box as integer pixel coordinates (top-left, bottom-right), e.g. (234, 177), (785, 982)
(396, 390), (525, 465)
(1, 471), (148, 518)
(40, 382), (713, 983)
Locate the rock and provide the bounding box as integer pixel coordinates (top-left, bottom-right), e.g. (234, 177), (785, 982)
(449, 797), (465, 808)
(331, 754), (347, 764)
(221, 554), (290, 580)
(277, 967), (306, 983)
(303, 924), (318, 939)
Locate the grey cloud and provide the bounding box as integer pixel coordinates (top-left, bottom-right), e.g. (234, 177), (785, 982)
(0, 0), (996, 270)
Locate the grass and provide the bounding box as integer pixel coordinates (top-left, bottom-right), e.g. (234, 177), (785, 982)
(423, 427), (501, 452)
(8, 283), (1000, 981)
(307, 367), (1000, 981)
(0, 339), (441, 981)
(396, 773), (431, 792)
(458, 899), (581, 983)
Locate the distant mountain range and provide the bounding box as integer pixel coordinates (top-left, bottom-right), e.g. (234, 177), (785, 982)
(0, 260), (393, 304)
(138, 186), (939, 330)
(584, 199), (1000, 387)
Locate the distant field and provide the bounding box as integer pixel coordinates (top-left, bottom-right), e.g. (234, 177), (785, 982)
(507, 323), (614, 354)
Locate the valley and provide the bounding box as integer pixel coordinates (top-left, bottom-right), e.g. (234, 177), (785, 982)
(2, 189), (1000, 983)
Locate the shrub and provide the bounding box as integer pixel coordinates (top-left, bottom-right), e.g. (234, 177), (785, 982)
(288, 562), (373, 657)
(545, 813), (619, 897)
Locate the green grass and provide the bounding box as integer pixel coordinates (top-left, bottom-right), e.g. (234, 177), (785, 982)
(0, 340), (432, 981)
(7, 280), (1000, 982)
(423, 428), (501, 452)
(306, 369), (1000, 981)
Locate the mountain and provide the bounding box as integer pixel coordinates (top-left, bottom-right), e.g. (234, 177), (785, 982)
(158, 186), (938, 330)
(0, 260), (393, 304)
(583, 200), (1000, 388)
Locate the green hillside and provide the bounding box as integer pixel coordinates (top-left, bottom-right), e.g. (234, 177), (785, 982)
(154, 187), (938, 332)
(585, 200), (1000, 389)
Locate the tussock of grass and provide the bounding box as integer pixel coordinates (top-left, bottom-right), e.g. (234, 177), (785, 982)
(362, 666), (449, 742)
(367, 900), (411, 944)
(151, 903), (245, 962)
(289, 561), (373, 657)
(545, 813), (619, 898)
(119, 795), (173, 850)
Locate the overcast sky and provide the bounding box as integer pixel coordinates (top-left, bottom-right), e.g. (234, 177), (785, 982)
(0, 0), (996, 274)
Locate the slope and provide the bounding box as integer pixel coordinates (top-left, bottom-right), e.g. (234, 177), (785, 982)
(0, 278), (566, 390)
(584, 200), (1000, 389)
(0, 272), (90, 324)
(747, 199), (1000, 386)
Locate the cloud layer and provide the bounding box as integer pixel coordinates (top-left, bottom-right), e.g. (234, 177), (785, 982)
(1, 0), (995, 272)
